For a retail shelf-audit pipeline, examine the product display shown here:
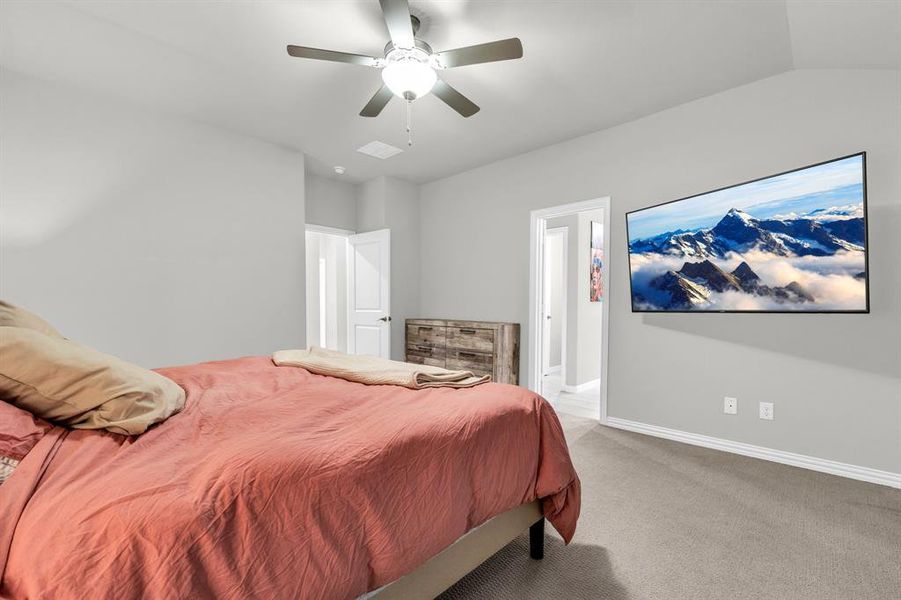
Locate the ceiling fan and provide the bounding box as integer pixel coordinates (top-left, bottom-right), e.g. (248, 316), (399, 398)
(286, 0), (523, 120)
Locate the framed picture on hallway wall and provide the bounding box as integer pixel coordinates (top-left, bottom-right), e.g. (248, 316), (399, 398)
(590, 221), (604, 302)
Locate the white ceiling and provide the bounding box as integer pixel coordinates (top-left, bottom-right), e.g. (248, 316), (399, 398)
(1, 1), (898, 184)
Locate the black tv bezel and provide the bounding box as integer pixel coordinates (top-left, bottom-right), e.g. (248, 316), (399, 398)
(624, 151), (870, 314)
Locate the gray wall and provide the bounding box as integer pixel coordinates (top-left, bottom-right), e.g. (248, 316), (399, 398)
(305, 173), (357, 231)
(419, 69), (901, 473)
(0, 71), (306, 368)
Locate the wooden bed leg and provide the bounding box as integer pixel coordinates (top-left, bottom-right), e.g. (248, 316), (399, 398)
(529, 517), (545, 560)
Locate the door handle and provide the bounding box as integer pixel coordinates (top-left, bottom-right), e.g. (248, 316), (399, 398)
(378, 316), (392, 322)
(546, 315), (552, 320)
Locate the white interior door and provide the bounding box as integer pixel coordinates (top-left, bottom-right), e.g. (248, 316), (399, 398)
(347, 229), (391, 358)
(542, 228), (567, 376)
(541, 237), (553, 375)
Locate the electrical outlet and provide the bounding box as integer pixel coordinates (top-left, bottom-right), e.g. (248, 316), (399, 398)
(759, 402), (774, 420)
(724, 397), (738, 415)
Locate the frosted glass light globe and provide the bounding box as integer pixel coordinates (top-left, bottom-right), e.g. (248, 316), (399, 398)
(382, 57), (437, 100)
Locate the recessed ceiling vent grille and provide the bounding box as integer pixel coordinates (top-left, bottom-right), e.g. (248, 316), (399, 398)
(357, 141), (403, 160)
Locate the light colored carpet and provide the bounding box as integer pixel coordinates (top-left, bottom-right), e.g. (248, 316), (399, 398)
(439, 415), (901, 600)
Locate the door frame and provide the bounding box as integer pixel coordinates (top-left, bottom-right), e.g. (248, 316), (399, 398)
(542, 227), (568, 379)
(306, 224), (355, 237)
(528, 197), (611, 423)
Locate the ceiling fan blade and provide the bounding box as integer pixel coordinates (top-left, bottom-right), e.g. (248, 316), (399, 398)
(360, 85), (394, 117)
(435, 38), (523, 69)
(287, 45), (379, 67)
(432, 79), (480, 117)
(379, 0), (415, 49)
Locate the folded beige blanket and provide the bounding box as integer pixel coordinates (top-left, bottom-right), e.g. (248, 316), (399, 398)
(272, 347), (489, 389)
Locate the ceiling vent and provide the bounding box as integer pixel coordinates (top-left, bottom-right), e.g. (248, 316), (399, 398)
(357, 141), (403, 160)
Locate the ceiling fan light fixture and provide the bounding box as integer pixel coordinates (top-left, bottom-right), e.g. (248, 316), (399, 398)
(287, 0), (522, 119)
(381, 48), (437, 100)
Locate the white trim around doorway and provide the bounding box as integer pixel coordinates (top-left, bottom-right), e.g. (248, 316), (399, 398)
(306, 223), (355, 237)
(528, 197), (612, 423)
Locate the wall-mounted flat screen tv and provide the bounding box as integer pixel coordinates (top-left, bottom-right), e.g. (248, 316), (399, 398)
(626, 153), (868, 313)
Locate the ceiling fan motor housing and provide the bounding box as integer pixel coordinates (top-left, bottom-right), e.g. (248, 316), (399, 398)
(383, 39), (434, 59)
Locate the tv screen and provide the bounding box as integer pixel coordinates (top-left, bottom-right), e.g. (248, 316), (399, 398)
(626, 153), (868, 313)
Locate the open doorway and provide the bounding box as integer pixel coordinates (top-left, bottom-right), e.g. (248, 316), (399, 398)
(305, 225), (352, 352)
(529, 198), (611, 422)
(305, 225), (393, 359)
(541, 227), (568, 401)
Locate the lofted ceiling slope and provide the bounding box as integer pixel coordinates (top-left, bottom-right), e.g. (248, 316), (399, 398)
(1, 1), (898, 184)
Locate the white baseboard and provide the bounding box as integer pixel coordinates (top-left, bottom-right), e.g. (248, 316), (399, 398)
(604, 417), (901, 490)
(562, 378), (600, 394)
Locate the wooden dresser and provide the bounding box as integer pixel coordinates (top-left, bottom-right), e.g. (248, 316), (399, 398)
(405, 319), (520, 385)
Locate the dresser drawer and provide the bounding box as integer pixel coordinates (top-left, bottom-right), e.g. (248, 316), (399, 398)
(407, 343), (446, 362)
(406, 353), (447, 368)
(406, 324), (446, 347)
(446, 326), (494, 353)
(447, 349), (494, 379)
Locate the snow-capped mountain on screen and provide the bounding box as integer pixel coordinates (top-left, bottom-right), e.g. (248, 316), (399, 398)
(634, 259), (815, 310)
(629, 205), (866, 311)
(627, 154), (868, 311)
(629, 207), (865, 260)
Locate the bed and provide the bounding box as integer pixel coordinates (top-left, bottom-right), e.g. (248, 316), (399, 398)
(0, 356), (580, 599)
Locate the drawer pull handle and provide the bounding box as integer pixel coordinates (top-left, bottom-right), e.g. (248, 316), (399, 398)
(459, 328), (477, 334)
(458, 351), (478, 358)
(417, 346), (432, 354)
(418, 327), (433, 332)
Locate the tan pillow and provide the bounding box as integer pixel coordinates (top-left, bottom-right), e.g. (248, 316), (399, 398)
(0, 327), (185, 435)
(0, 300), (63, 338)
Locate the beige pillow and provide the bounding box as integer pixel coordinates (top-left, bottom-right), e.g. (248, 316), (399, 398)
(0, 327), (185, 435)
(0, 300), (63, 338)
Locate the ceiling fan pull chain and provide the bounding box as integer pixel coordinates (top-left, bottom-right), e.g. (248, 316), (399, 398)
(406, 99), (413, 147)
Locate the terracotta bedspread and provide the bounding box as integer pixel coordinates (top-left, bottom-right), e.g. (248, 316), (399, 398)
(0, 357), (580, 600)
